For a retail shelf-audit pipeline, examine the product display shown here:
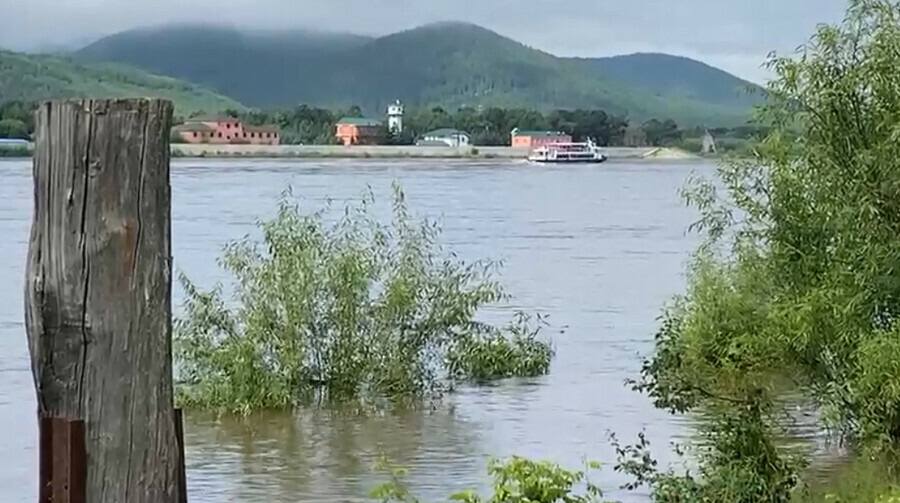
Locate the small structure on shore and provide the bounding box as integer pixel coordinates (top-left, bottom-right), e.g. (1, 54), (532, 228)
(173, 117), (280, 145)
(623, 125), (647, 147)
(510, 128), (572, 148)
(701, 130), (718, 154)
(387, 100), (404, 134)
(416, 128), (470, 147)
(335, 117), (383, 145)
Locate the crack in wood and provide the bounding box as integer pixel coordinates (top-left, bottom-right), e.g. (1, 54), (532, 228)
(77, 100), (93, 417)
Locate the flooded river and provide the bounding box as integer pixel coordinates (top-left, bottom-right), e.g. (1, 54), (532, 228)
(0, 158), (712, 502)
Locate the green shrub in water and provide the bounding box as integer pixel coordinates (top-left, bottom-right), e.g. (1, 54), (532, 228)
(174, 183), (554, 413)
(447, 312), (554, 381)
(370, 422), (800, 503)
(796, 451), (900, 503)
(370, 456), (604, 503)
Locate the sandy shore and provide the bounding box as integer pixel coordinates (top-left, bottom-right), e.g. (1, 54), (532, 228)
(639, 147), (701, 160)
(171, 144), (698, 160)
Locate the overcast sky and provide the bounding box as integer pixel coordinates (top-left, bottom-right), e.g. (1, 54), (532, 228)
(1, 0), (849, 82)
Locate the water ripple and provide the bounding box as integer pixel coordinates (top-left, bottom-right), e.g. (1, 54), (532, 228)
(0, 157), (710, 503)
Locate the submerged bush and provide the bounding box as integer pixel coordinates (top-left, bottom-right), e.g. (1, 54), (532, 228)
(370, 456), (604, 503)
(447, 312), (555, 381)
(370, 419), (800, 503)
(174, 183), (553, 413)
(608, 402), (802, 503)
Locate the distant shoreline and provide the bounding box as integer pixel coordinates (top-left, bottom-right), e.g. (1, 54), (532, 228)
(3, 144), (701, 161)
(170, 144), (699, 160)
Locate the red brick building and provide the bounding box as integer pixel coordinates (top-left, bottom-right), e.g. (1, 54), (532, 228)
(510, 128), (572, 148)
(173, 117), (280, 145)
(335, 117), (383, 146)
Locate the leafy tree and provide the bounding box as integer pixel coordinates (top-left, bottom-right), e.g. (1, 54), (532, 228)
(401, 106), (629, 146)
(634, 4), (900, 502)
(383, 125), (415, 146)
(640, 118), (682, 146)
(547, 109), (628, 146)
(344, 104), (363, 117)
(0, 100), (36, 138)
(217, 102), (641, 146)
(236, 105), (341, 145)
(0, 118), (29, 139)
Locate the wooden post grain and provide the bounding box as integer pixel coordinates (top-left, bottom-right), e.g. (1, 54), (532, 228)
(25, 99), (182, 501)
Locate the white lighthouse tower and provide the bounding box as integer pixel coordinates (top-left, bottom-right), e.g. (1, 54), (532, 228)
(387, 100), (404, 133)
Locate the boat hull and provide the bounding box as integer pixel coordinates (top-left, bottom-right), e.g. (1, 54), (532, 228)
(528, 156), (608, 164)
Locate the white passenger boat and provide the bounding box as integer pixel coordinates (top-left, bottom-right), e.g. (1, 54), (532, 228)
(527, 138), (608, 163)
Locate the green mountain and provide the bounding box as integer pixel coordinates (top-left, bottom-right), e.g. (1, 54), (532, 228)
(77, 24), (372, 110)
(578, 53), (761, 108)
(0, 50), (244, 115)
(77, 22), (763, 126)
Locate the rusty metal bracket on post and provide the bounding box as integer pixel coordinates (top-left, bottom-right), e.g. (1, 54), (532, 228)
(39, 416), (86, 503)
(38, 410), (187, 502)
(174, 408), (188, 503)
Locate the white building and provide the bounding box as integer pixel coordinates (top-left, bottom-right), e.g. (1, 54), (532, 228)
(387, 100), (404, 133)
(701, 130), (717, 154)
(416, 128), (471, 147)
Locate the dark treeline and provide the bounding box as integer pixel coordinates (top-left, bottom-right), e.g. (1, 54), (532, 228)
(224, 105), (767, 148)
(401, 107), (630, 146)
(204, 105), (633, 146)
(0, 101), (35, 140)
(4, 99), (764, 149)
(216, 106), (351, 145)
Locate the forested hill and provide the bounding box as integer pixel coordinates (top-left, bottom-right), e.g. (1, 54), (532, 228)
(77, 22), (763, 126)
(577, 53), (761, 108)
(0, 50), (244, 115)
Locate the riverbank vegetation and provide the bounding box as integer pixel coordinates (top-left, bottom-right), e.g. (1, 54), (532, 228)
(371, 455), (604, 503)
(213, 105), (632, 146)
(0, 145), (30, 157)
(397, 107), (630, 146)
(223, 104), (765, 152)
(3, 96), (756, 153)
(174, 184), (554, 414)
(0, 100), (33, 141)
(634, 0), (900, 500)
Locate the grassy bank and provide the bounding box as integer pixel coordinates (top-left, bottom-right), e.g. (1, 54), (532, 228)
(0, 145), (31, 157)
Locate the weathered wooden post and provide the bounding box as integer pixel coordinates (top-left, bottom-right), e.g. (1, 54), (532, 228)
(25, 99), (184, 502)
